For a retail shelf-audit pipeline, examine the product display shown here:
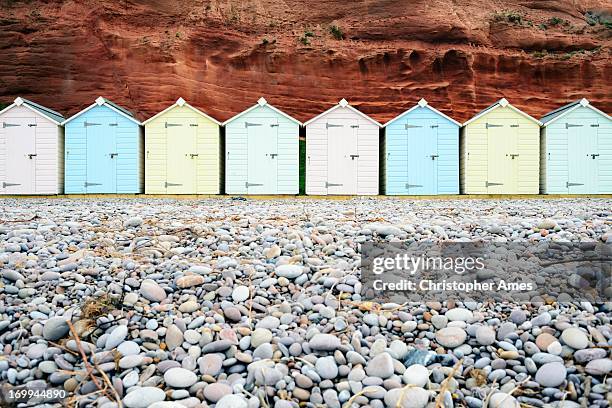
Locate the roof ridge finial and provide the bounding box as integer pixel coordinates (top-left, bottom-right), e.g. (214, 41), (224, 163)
(14, 97), (24, 106)
(417, 98), (428, 107)
(579, 98), (589, 107)
(176, 97), (186, 106)
(339, 99), (349, 107)
(499, 98), (509, 107)
(95, 96), (106, 106)
(257, 97), (267, 106)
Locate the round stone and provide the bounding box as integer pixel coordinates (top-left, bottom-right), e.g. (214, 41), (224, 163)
(560, 327), (589, 350)
(309, 333), (341, 351)
(199, 354), (223, 376)
(384, 387), (430, 408)
(403, 364), (429, 387)
(476, 326), (496, 346)
(106, 325), (128, 350)
(251, 328), (272, 348)
(585, 358), (612, 376)
(275, 264), (304, 279)
(216, 394), (248, 408)
(487, 393), (519, 408)
(232, 285), (250, 302)
(203, 382), (232, 402)
(316, 356), (339, 380)
(164, 367), (197, 388)
(535, 333), (556, 351)
(445, 308), (473, 322)
(365, 352), (394, 379)
(43, 317), (69, 341)
(535, 362), (566, 387)
(140, 280), (166, 302)
(435, 327), (467, 348)
(123, 387), (166, 408)
(117, 341), (140, 356)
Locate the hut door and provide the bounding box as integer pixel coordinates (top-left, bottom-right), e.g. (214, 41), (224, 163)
(406, 120), (437, 194)
(567, 121), (597, 193)
(3, 117), (36, 194)
(486, 120), (518, 194)
(166, 119), (197, 193)
(327, 122), (358, 195)
(247, 118), (278, 194)
(85, 118), (117, 193)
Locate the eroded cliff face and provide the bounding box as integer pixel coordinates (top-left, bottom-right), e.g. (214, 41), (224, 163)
(0, 0), (610, 123)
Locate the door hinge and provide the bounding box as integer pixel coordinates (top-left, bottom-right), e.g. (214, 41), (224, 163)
(430, 154), (439, 160)
(3, 123), (20, 128)
(326, 123), (343, 128)
(165, 122), (182, 128)
(486, 181), (504, 187)
(566, 123), (583, 128)
(28, 123), (37, 127)
(325, 182), (343, 187)
(27, 154), (37, 159)
(84, 182), (102, 187)
(350, 154), (359, 160)
(246, 182), (264, 187)
(566, 182), (584, 188)
(406, 183), (423, 188)
(350, 125), (359, 128)
(510, 124), (519, 128)
(405, 124), (422, 129)
(165, 182), (183, 187)
(108, 123), (118, 127)
(486, 123), (503, 128)
(84, 122), (101, 127)
(190, 123), (198, 127)
(590, 124), (599, 127)
(2, 182), (21, 188)
(245, 122), (262, 127)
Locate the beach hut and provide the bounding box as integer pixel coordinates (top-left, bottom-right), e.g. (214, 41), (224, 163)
(540, 98), (612, 194)
(63, 97), (143, 194)
(460, 98), (541, 194)
(143, 98), (221, 194)
(0, 97), (64, 195)
(224, 97), (300, 195)
(382, 98), (460, 195)
(305, 99), (381, 195)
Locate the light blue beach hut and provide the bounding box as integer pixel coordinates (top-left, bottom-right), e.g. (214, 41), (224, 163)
(382, 99), (461, 195)
(62, 97), (143, 194)
(224, 97), (301, 195)
(540, 98), (612, 194)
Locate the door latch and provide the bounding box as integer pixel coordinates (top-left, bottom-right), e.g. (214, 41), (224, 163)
(325, 182), (343, 188)
(350, 155), (359, 160)
(509, 154), (519, 159)
(269, 153), (278, 158)
(84, 182), (102, 187)
(2, 182), (21, 188)
(165, 182), (183, 187)
(246, 182), (264, 187)
(486, 181), (504, 187)
(110, 153), (118, 158)
(27, 154), (37, 159)
(190, 154), (199, 158)
(430, 154), (439, 160)
(566, 182), (584, 188)
(486, 123), (503, 128)
(591, 154), (600, 159)
(405, 184), (423, 188)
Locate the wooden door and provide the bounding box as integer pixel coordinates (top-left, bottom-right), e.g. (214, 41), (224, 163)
(247, 118), (278, 194)
(406, 120), (438, 194)
(4, 117), (36, 194)
(567, 120), (598, 193)
(327, 121), (358, 195)
(486, 119), (518, 194)
(85, 118), (117, 193)
(166, 119), (197, 193)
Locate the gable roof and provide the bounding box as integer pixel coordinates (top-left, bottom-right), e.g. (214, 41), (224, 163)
(0, 97), (64, 125)
(382, 98), (461, 128)
(142, 97), (221, 126)
(463, 98), (542, 127)
(541, 98), (611, 127)
(61, 96), (141, 125)
(304, 99), (382, 127)
(223, 97), (301, 126)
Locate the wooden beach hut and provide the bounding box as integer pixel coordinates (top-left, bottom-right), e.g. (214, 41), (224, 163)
(143, 98), (221, 194)
(0, 97), (64, 195)
(63, 97), (143, 194)
(540, 98), (612, 194)
(460, 98), (541, 194)
(224, 97), (300, 195)
(382, 98), (460, 195)
(305, 99), (381, 195)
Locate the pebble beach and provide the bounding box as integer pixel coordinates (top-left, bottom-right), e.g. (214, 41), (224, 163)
(0, 197), (611, 408)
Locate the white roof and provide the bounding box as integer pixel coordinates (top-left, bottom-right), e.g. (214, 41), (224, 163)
(382, 98), (461, 128)
(463, 98), (542, 127)
(142, 97), (221, 126)
(304, 99), (382, 127)
(0, 97), (64, 125)
(541, 98), (611, 127)
(222, 97), (302, 126)
(61, 96), (141, 125)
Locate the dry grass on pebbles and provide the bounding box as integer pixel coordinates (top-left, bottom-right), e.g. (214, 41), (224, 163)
(0, 197), (610, 408)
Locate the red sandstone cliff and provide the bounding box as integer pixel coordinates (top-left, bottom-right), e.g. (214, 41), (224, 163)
(0, 0), (610, 123)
